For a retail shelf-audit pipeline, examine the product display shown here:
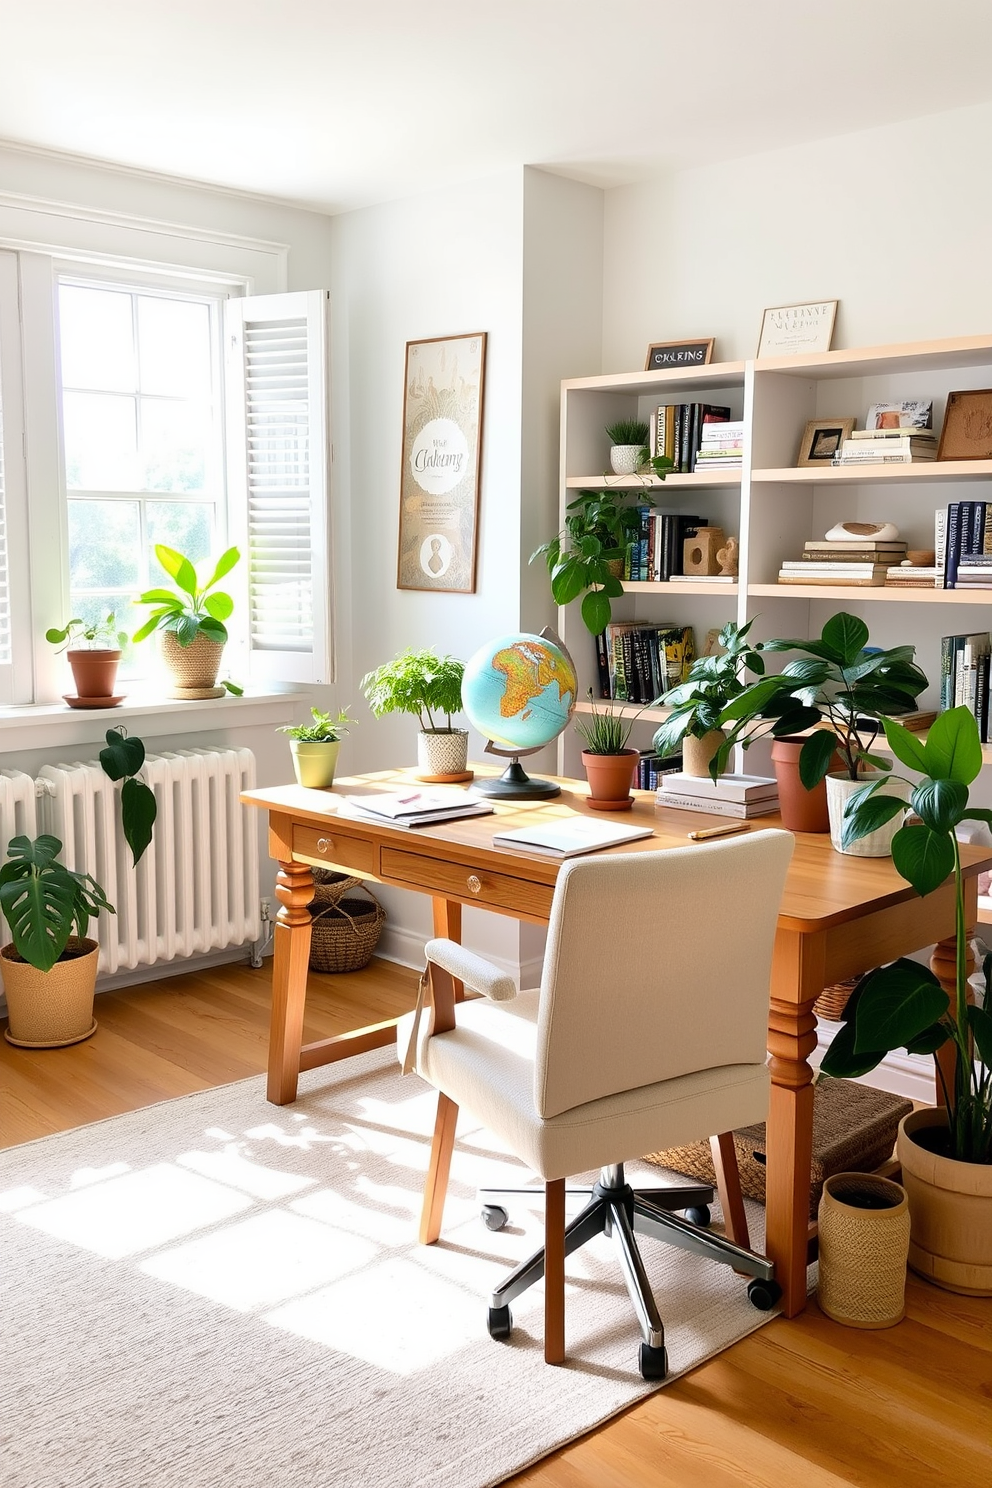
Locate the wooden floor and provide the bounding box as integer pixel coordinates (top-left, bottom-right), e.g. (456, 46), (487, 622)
(1, 958), (990, 1487)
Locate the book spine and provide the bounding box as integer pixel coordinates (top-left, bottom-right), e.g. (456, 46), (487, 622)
(673, 406), (684, 473)
(935, 507), (947, 587)
(968, 502), (987, 556)
(980, 651), (991, 742)
(940, 635), (955, 713)
(638, 505), (651, 582)
(620, 629), (635, 702)
(688, 403), (702, 473)
(945, 502), (964, 588)
(594, 630), (611, 699)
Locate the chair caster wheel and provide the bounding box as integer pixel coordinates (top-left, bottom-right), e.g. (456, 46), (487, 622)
(638, 1342), (668, 1381)
(747, 1278), (782, 1311)
(488, 1305), (512, 1339)
(482, 1204), (509, 1231)
(685, 1205), (710, 1227)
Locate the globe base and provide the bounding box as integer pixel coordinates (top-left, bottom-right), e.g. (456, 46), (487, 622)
(473, 759), (562, 800)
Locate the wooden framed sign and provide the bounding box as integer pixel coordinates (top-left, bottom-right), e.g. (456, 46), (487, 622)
(397, 332), (487, 592)
(645, 338), (714, 372)
(937, 389), (992, 460)
(757, 300), (837, 357)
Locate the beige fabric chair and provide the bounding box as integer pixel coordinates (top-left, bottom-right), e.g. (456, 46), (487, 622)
(400, 828), (794, 1378)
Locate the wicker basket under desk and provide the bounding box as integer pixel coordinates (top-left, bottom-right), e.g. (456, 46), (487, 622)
(308, 869), (386, 974)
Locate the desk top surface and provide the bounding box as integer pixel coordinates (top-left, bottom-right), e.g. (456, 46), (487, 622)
(242, 766), (992, 934)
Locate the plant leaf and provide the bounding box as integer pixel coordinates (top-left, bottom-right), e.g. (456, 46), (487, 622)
(923, 705), (983, 784)
(820, 1018), (886, 1079)
(798, 729), (840, 789)
(904, 1022), (950, 1055)
(154, 545), (198, 596)
(853, 961), (948, 1053)
(968, 1004), (992, 1066)
(821, 612), (869, 666)
(911, 777), (967, 834)
(840, 789), (906, 850)
(581, 588), (611, 635)
(881, 716), (930, 774)
(204, 592), (234, 622)
(120, 777), (157, 867)
(203, 546), (240, 591)
(99, 729), (145, 782)
(891, 821), (955, 896)
(172, 613), (201, 646)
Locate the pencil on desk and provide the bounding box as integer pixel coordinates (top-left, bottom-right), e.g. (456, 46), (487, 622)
(686, 821), (751, 841)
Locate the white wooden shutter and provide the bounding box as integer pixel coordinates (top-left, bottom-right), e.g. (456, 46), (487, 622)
(0, 252), (31, 704)
(225, 290), (331, 684)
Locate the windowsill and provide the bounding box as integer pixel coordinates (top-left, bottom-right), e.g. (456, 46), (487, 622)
(0, 687), (305, 752)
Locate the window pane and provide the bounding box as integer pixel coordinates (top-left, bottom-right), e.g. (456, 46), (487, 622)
(63, 392), (139, 491)
(147, 501), (213, 585)
(59, 286), (135, 393)
(67, 499), (140, 592)
(138, 297), (211, 397)
(139, 399), (208, 491)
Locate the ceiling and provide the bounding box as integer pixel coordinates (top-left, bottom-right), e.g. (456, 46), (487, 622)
(2, 1), (992, 213)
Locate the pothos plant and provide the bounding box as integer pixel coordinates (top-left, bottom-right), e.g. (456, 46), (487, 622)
(529, 454), (673, 636)
(821, 706), (992, 1165)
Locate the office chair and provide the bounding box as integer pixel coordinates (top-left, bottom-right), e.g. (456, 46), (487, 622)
(400, 828), (794, 1379)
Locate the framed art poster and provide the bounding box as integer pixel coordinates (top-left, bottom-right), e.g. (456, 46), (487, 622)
(397, 332), (487, 592)
(757, 300), (837, 357)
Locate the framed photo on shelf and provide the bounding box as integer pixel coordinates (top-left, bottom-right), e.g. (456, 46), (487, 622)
(757, 300), (837, 357)
(397, 331), (487, 593)
(645, 337), (714, 371)
(864, 400), (932, 429)
(936, 388), (992, 461)
(797, 417), (855, 467)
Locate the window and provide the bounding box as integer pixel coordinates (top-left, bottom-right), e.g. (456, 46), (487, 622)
(58, 279), (224, 668)
(0, 247), (330, 704)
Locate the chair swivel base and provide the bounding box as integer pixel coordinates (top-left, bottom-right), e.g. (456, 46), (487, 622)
(481, 1163), (781, 1381)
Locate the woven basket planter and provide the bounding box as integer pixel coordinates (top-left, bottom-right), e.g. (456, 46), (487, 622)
(308, 876), (385, 974)
(817, 1172), (910, 1328)
(160, 631), (225, 698)
(1, 937), (99, 1047)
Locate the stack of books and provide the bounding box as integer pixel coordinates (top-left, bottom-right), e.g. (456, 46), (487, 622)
(595, 622), (695, 703)
(778, 536), (907, 587)
(936, 500), (992, 587)
(885, 564), (943, 589)
(649, 404), (732, 473)
(341, 787), (494, 828)
(693, 420), (745, 470)
(656, 772), (779, 819)
(831, 428), (938, 465)
(627, 511), (709, 581)
(636, 750), (683, 790)
(940, 632), (992, 738)
(955, 557), (992, 589)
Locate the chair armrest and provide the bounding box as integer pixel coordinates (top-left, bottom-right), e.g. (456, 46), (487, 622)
(424, 938), (517, 1002)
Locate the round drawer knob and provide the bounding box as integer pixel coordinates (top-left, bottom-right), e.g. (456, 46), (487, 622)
(467, 874), (482, 895)
(316, 837), (332, 853)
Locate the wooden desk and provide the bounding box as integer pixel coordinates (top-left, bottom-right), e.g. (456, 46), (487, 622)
(242, 769), (992, 1319)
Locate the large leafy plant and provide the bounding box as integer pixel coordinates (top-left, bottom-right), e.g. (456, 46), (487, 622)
(361, 650), (465, 732)
(133, 545), (240, 648)
(530, 455), (672, 636)
(715, 613), (928, 783)
(652, 619), (766, 755)
(821, 706), (992, 1165)
(0, 835), (114, 972)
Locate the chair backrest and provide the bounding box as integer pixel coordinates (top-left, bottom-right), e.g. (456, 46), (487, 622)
(533, 829), (794, 1119)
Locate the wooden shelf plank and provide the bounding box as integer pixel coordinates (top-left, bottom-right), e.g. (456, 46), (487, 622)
(562, 360), (746, 394)
(575, 698), (671, 724)
(753, 461), (992, 483)
(565, 470), (742, 490)
(748, 583), (992, 603)
(622, 581), (738, 596)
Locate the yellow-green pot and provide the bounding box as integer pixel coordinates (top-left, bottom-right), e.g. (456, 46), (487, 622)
(290, 739), (341, 789)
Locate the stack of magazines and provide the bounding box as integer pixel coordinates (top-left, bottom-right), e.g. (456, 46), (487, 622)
(656, 772), (779, 819)
(341, 787), (493, 827)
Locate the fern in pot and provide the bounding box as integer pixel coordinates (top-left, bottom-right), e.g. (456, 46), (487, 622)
(360, 649), (470, 780)
(820, 706), (992, 1294)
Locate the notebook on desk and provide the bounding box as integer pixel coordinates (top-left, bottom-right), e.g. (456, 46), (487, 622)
(491, 818), (654, 858)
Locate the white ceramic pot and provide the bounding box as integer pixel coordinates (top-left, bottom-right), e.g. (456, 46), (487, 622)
(609, 444), (646, 476)
(417, 729), (469, 778)
(825, 769), (909, 856)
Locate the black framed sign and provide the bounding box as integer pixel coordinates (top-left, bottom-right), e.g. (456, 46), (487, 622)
(645, 338), (715, 372)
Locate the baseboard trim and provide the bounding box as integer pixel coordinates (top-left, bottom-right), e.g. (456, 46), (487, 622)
(812, 1020), (937, 1104)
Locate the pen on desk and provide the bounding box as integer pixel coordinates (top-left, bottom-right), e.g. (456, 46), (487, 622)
(686, 821), (751, 841)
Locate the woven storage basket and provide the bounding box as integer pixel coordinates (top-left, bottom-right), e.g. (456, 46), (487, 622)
(817, 1173), (910, 1328)
(308, 881), (385, 973)
(814, 975), (861, 1021)
(645, 1077), (912, 1219)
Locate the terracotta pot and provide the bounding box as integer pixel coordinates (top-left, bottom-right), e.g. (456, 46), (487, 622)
(1, 938), (99, 1047)
(160, 630), (225, 697)
(770, 736), (832, 832)
(897, 1108), (992, 1296)
(290, 739), (340, 789)
(66, 648), (121, 700)
(581, 748), (638, 810)
(816, 1172), (911, 1328)
(826, 768), (908, 857)
(681, 729), (726, 778)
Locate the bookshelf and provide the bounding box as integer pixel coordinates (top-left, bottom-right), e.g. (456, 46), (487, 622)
(556, 334), (992, 780)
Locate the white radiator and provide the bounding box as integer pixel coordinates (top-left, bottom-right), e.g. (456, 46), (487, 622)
(36, 746), (260, 975)
(0, 769), (38, 948)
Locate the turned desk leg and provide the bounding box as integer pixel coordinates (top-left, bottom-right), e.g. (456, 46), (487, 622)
(432, 897), (465, 999)
(764, 932), (821, 1318)
(267, 860), (314, 1105)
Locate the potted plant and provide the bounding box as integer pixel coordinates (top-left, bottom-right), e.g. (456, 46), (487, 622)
(529, 468), (671, 637)
(573, 693), (645, 810)
(651, 620), (766, 778)
(277, 707), (356, 789)
(133, 544), (241, 698)
(820, 705), (992, 1294)
(605, 417), (650, 476)
(360, 649), (470, 780)
(46, 613), (128, 704)
(0, 834), (114, 1047)
(716, 613), (928, 845)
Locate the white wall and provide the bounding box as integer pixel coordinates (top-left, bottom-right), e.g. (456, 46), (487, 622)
(602, 100), (992, 368)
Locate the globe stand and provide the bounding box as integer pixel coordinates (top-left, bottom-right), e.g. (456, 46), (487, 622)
(473, 757), (561, 801)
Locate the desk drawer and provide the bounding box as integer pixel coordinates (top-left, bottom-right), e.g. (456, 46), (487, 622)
(381, 846), (554, 918)
(293, 825), (376, 876)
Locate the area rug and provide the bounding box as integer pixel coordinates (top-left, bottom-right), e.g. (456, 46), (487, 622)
(0, 1047), (790, 1488)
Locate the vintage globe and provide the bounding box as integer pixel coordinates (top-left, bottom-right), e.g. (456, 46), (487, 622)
(462, 632), (577, 757)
